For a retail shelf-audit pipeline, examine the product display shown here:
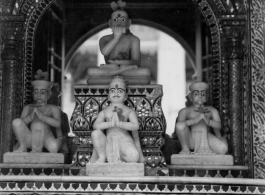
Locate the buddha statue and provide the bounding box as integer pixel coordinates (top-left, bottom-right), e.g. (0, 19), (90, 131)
(175, 81), (228, 154)
(90, 76), (145, 163)
(87, 0), (151, 85)
(12, 70), (64, 153)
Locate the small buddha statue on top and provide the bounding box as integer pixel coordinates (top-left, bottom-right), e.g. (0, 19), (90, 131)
(87, 0), (151, 84)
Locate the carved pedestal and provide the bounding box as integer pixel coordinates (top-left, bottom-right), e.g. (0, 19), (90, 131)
(86, 162), (144, 176)
(4, 152), (64, 164)
(171, 154), (233, 166)
(70, 84), (167, 175)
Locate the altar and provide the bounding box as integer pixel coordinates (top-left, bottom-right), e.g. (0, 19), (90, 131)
(0, 0), (265, 194)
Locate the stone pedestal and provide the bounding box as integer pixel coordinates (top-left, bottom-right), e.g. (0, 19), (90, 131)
(86, 162), (144, 176)
(171, 154), (233, 166)
(3, 152), (64, 164)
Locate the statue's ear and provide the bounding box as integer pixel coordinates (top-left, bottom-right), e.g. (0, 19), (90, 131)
(109, 19), (112, 28)
(188, 93), (193, 102)
(48, 90), (52, 99)
(127, 19), (131, 28)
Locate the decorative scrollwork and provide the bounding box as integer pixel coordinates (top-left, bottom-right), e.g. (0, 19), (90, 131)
(77, 152), (91, 167)
(145, 117), (163, 131)
(73, 136), (92, 147)
(84, 98), (100, 121)
(73, 116), (89, 131)
(136, 98), (152, 118)
(145, 155), (166, 168)
(141, 137), (165, 147)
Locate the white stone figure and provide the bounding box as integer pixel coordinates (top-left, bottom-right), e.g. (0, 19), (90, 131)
(90, 76), (145, 163)
(175, 81), (228, 154)
(12, 70), (64, 153)
(87, 0), (150, 78)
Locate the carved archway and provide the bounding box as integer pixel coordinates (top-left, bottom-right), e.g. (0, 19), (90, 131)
(22, 0), (224, 107)
(21, 0), (241, 164)
(1, 0), (253, 173)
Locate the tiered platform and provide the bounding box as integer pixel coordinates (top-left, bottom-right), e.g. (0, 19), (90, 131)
(0, 163), (261, 194)
(168, 165), (249, 178)
(0, 163), (254, 194)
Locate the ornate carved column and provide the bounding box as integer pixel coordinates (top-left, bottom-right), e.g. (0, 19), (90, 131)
(251, 0), (265, 179)
(0, 15), (24, 162)
(221, 20), (245, 165)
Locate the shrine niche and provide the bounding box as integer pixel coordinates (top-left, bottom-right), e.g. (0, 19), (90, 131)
(2, 0), (265, 185)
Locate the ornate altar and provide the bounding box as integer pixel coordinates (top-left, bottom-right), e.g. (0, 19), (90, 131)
(1, 0), (265, 194)
(70, 84), (167, 176)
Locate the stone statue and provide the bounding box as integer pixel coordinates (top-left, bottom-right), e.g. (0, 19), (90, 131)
(175, 81), (228, 154)
(12, 70), (64, 153)
(90, 76), (145, 163)
(87, 0), (150, 80)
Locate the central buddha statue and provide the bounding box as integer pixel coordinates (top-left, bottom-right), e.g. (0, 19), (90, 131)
(87, 0), (151, 85)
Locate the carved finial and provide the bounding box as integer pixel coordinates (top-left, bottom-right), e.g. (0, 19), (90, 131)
(110, 0), (126, 11)
(34, 69), (49, 81)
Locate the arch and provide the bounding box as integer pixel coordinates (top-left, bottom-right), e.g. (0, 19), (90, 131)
(65, 23), (109, 70)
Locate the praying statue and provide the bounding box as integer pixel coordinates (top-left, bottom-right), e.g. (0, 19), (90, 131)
(175, 81), (228, 154)
(12, 70), (64, 153)
(90, 76), (145, 163)
(87, 0), (150, 79)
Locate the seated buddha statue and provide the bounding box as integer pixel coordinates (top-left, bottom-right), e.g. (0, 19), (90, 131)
(87, 0), (151, 85)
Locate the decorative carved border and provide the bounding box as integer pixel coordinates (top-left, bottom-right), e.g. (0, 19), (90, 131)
(0, 180), (264, 194)
(21, 0), (55, 105)
(250, 0), (265, 179)
(212, 0), (228, 14)
(242, 0), (252, 176)
(193, 0), (222, 113)
(21, 0), (223, 108)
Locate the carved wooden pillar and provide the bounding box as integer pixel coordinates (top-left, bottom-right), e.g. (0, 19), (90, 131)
(0, 16), (24, 161)
(221, 21), (245, 165)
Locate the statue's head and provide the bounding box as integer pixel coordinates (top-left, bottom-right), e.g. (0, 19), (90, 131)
(31, 69), (53, 104)
(108, 76), (127, 104)
(109, 0), (131, 30)
(188, 81), (209, 105)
